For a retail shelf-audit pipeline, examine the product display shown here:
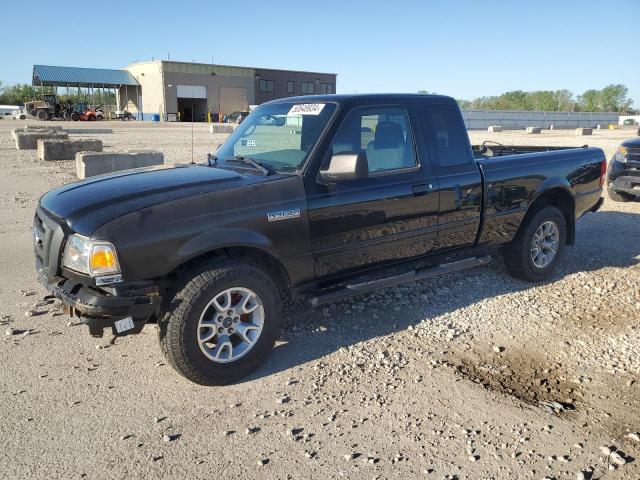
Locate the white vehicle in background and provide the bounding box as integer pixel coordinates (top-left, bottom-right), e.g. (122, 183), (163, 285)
(12, 108), (33, 120)
(0, 105), (20, 120)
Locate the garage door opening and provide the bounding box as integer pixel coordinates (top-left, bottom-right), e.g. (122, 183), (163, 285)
(178, 98), (207, 122)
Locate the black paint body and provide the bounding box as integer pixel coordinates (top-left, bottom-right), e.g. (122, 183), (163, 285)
(34, 94), (605, 330)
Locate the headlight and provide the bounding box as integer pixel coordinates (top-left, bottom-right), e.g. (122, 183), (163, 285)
(62, 234), (120, 277)
(615, 146), (628, 163)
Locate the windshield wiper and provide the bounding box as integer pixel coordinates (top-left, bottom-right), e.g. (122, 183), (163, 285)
(224, 156), (276, 175)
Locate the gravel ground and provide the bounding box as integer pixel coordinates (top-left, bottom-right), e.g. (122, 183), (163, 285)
(0, 119), (639, 479)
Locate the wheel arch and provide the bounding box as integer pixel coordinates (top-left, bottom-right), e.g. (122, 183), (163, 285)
(169, 245), (291, 295)
(524, 184), (576, 245)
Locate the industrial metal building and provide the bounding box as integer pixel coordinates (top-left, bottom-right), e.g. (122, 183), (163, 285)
(32, 61), (337, 121)
(123, 60), (336, 121)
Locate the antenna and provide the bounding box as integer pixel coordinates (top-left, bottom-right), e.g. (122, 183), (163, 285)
(191, 101), (195, 165)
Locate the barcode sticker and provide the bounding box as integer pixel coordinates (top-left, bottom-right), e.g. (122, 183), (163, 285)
(114, 317), (135, 333)
(288, 104), (325, 116)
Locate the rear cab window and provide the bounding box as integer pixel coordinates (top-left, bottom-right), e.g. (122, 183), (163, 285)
(421, 104), (472, 168)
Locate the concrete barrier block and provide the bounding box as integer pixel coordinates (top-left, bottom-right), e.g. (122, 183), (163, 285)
(21, 125), (64, 131)
(488, 125), (502, 132)
(14, 131), (68, 150)
(526, 127), (542, 134)
(76, 150), (164, 179)
(209, 124), (235, 134)
(64, 128), (113, 134)
(575, 128), (593, 136)
(37, 138), (103, 161)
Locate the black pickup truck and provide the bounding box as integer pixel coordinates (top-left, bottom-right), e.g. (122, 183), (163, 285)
(34, 94), (606, 385)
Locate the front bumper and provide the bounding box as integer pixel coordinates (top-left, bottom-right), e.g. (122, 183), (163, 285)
(609, 176), (640, 196)
(607, 158), (640, 197)
(38, 271), (161, 337)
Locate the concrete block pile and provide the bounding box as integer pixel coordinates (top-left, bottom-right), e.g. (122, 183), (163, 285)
(526, 127), (542, 134)
(76, 150), (164, 179)
(14, 130), (69, 149)
(37, 138), (103, 161)
(575, 128), (593, 136)
(488, 125), (503, 132)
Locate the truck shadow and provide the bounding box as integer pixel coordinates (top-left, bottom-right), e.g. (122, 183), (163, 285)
(243, 209), (640, 383)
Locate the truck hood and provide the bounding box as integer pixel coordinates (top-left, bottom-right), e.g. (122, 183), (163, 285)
(39, 164), (267, 235)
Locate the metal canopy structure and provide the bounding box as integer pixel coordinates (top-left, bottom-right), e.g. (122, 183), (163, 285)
(32, 65), (139, 88)
(31, 64), (143, 120)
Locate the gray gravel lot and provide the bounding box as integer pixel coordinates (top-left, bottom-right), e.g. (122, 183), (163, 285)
(0, 120), (639, 479)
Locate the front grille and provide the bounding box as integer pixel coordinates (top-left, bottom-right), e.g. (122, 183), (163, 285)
(627, 147), (640, 165)
(34, 207), (66, 279)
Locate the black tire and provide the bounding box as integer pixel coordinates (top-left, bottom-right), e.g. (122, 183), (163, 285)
(159, 258), (282, 385)
(608, 187), (635, 202)
(503, 206), (566, 282)
(36, 109), (49, 121)
(71, 112), (80, 121)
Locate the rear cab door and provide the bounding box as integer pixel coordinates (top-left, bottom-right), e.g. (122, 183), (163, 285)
(419, 102), (483, 250)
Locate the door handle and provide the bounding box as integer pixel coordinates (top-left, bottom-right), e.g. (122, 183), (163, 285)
(412, 184), (431, 196)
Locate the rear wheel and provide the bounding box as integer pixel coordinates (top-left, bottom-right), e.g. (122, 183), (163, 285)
(608, 187), (635, 202)
(36, 109), (49, 121)
(159, 259), (282, 385)
(503, 206), (566, 282)
(71, 112), (80, 121)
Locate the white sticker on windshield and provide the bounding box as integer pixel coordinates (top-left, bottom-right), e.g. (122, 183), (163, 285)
(288, 103), (325, 116)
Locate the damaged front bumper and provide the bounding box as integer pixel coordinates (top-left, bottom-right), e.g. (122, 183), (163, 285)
(38, 271), (162, 338)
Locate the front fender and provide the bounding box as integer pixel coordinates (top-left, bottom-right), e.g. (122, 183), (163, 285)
(170, 228), (277, 266)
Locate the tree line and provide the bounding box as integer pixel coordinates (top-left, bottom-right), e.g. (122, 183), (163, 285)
(419, 84), (636, 114)
(0, 81), (115, 107)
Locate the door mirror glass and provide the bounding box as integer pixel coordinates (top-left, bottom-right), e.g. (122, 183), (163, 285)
(320, 152), (369, 183)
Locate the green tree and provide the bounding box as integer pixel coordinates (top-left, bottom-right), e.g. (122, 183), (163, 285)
(0, 83), (40, 105)
(577, 89), (601, 112)
(553, 89), (574, 111)
(528, 90), (557, 111)
(599, 84), (632, 113)
(499, 90), (531, 110)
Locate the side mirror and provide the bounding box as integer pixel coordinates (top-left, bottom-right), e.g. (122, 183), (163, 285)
(320, 152), (369, 183)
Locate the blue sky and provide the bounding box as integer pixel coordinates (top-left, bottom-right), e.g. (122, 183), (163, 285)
(2, 0), (639, 106)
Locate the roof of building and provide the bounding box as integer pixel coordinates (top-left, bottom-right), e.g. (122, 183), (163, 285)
(124, 59), (337, 77)
(32, 65), (139, 88)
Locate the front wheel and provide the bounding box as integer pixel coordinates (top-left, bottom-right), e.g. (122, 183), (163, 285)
(503, 206), (566, 282)
(159, 259), (282, 385)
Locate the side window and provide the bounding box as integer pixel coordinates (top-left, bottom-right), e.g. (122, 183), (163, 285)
(329, 106), (417, 173)
(422, 104), (471, 167)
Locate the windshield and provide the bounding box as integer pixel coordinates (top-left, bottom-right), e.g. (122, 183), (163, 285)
(215, 101), (337, 173)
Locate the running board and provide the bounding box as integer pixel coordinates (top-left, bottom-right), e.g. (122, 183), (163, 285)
(309, 255), (492, 306)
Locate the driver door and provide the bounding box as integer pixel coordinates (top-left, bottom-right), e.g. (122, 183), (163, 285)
(306, 105), (440, 279)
